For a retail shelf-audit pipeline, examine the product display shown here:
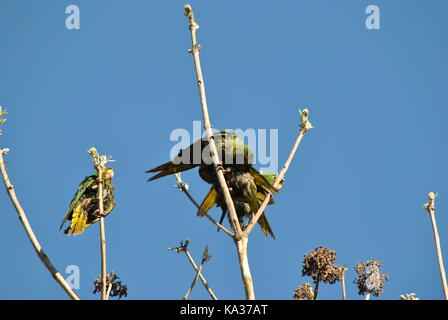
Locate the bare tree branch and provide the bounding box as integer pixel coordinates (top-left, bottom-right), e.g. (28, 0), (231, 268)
(169, 241), (218, 300)
(424, 192), (448, 300)
(184, 4), (258, 300)
(341, 268), (348, 300)
(88, 147), (113, 301)
(174, 173), (234, 237)
(0, 148), (80, 300)
(244, 109), (312, 237)
(184, 5), (242, 239)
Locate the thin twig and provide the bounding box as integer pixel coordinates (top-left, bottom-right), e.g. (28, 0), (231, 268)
(424, 192), (448, 300)
(313, 275), (320, 300)
(183, 249), (218, 300)
(185, 4), (256, 300)
(88, 147), (112, 301)
(105, 281), (113, 300)
(184, 5), (241, 239)
(183, 259), (204, 300)
(0, 149), (80, 300)
(341, 268), (347, 300)
(175, 173), (234, 237)
(244, 126), (307, 237)
(169, 241), (218, 300)
(97, 165), (107, 300)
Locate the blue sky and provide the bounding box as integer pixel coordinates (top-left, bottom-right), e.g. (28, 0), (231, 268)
(1, 0), (447, 300)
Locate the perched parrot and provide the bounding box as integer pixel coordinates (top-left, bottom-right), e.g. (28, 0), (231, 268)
(60, 167), (115, 236)
(146, 129), (279, 237)
(146, 130), (255, 181)
(198, 167), (282, 238)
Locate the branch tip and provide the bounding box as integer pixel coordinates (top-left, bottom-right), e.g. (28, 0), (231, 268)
(424, 191), (437, 213)
(0, 106), (7, 135)
(184, 4), (195, 24)
(87, 147), (115, 169)
(299, 108), (313, 131)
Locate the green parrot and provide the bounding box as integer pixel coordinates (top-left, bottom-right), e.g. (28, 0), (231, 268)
(198, 167), (283, 238)
(146, 129), (279, 237)
(60, 167), (115, 236)
(146, 130), (255, 181)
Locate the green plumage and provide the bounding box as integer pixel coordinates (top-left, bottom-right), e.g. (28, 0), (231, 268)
(60, 167), (115, 236)
(146, 130), (279, 238)
(146, 130), (254, 181)
(199, 167), (279, 238)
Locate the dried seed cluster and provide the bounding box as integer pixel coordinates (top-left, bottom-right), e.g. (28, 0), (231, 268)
(93, 271), (128, 299)
(354, 260), (388, 297)
(301, 246), (343, 284)
(293, 283), (314, 300)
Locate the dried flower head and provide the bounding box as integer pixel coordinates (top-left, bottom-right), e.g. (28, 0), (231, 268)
(301, 246), (343, 285)
(293, 283), (314, 300)
(354, 260), (388, 297)
(93, 271), (128, 299)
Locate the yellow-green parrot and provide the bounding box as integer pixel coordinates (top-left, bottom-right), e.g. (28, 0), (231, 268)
(60, 167), (115, 235)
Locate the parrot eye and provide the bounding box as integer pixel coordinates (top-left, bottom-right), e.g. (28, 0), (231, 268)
(178, 149), (183, 157)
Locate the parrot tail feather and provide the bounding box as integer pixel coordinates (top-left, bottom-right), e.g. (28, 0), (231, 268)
(258, 213), (275, 239)
(146, 162), (198, 181)
(198, 187), (217, 216)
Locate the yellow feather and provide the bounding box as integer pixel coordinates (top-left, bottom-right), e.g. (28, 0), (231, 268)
(68, 205), (88, 236)
(198, 187), (218, 215)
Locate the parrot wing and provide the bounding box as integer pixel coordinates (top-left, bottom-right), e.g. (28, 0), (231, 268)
(249, 167), (279, 195)
(59, 174), (97, 230)
(198, 186), (218, 216)
(146, 162), (198, 181)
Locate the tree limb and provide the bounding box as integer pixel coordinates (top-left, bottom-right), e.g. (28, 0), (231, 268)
(88, 147), (112, 301)
(244, 109), (312, 236)
(169, 241), (218, 300)
(424, 192), (448, 300)
(0, 149), (80, 300)
(184, 5), (242, 239)
(174, 173), (234, 237)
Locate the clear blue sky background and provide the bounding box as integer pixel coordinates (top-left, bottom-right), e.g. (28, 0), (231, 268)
(1, 0), (447, 300)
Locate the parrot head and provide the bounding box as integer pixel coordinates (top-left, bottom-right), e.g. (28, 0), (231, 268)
(103, 166), (114, 180)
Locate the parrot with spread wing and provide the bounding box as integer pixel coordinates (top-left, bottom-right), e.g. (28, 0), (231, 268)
(146, 130), (255, 181)
(60, 167), (115, 236)
(146, 129), (277, 194)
